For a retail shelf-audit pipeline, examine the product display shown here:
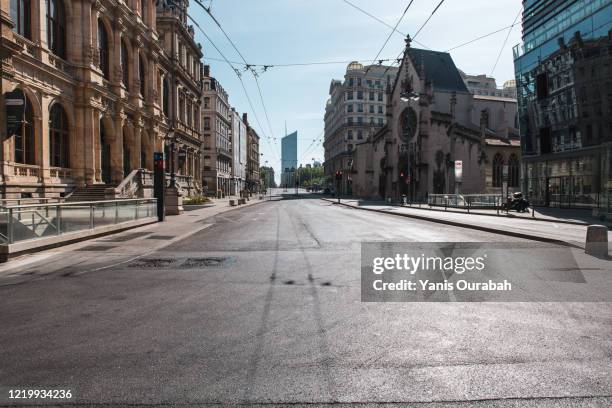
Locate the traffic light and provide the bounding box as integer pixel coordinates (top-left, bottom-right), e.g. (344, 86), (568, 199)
(335, 171), (343, 181)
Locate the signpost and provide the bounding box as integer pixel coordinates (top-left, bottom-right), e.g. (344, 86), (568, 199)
(154, 152), (165, 222)
(502, 163), (509, 213)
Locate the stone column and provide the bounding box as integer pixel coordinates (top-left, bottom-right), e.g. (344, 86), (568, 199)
(85, 108), (99, 185)
(131, 124), (142, 171)
(110, 113), (125, 183)
(39, 95), (51, 182)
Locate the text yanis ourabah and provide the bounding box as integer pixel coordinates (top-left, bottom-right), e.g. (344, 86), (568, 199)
(371, 254), (511, 291)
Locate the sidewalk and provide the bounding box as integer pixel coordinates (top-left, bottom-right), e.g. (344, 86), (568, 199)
(391, 201), (612, 227)
(0, 195), (270, 284)
(324, 198), (611, 249)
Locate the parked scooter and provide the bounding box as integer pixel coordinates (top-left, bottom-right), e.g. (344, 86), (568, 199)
(502, 192), (530, 213)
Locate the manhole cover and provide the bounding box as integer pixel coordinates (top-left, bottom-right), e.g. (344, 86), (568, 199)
(147, 235), (176, 240)
(128, 258), (177, 268)
(180, 257), (233, 268)
(77, 245), (116, 252)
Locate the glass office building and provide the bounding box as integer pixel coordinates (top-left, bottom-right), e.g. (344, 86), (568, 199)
(281, 131), (298, 187)
(513, 0), (612, 211)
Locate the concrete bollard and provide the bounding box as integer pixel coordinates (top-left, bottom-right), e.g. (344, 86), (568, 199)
(229, 199), (236, 206)
(585, 225), (608, 258)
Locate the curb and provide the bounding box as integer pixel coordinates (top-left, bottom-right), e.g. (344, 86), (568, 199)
(322, 198), (580, 248)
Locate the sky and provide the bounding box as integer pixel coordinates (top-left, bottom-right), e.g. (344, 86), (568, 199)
(188, 0), (523, 181)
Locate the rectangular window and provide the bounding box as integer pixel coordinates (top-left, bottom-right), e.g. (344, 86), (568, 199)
(536, 73), (548, 100)
(378, 118), (383, 125)
(347, 91), (353, 100)
(378, 93), (383, 101)
(357, 104), (363, 113)
(357, 91), (363, 100)
(347, 104), (353, 113)
(369, 105), (374, 113)
(349, 78), (354, 87)
(378, 106), (383, 114)
(357, 130), (363, 140)
(347, 130), (353, 140)
(369, 92), (374, 101)
(357, 117), (363, 125)
(357, 78), (362, 86)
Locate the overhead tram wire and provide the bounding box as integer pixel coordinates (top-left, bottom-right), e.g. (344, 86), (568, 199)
(341, 0), (430, 49)
(445, 22), (522, 52)
(364, 0), (415, 75)
(490, 8), (522, 76)
(192, 0), (279, 147)
(184, 13), (282, 164)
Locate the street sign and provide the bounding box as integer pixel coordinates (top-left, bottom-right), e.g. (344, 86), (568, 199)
(454, 160), (463, 183)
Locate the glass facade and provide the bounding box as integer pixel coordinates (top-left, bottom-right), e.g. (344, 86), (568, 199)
(514, 0), (612, 155)
(281, 131), (298, 186)
(513, 0), (612, 212)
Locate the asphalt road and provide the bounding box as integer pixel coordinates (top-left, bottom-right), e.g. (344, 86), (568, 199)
(0, 198), (611, 407)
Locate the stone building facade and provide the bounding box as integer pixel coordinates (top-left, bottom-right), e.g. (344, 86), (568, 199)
(243, 113), (260, 193)
(201, 67), (232, 196)
(0, 0), (202, 199)
(350, 37), (521, 201)
(323, 62), (398, 194)
(157, 0), (203, 188)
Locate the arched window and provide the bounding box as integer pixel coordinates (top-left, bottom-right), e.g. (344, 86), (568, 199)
(492, 153), (504, 188)
(98, 19), (110, 79)
(10, 0), (31, 38)
(46, 0), (66, 59)
(49, 104), (69, 168)
(162, 77), (170, 117)
(120, 40), (129, 88)
(508, 154), (519, 187)
(139, 54), (146, 97)
(13, 90), (35, 165)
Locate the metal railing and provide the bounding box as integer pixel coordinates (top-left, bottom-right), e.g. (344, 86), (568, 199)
(0, 198), (157, 245)
(427, 194), (503, 211)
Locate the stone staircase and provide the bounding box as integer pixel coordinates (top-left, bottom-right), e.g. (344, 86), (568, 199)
(65, 184), (116, 202)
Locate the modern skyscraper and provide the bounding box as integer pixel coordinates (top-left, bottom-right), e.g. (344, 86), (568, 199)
(513, 0), (612, 211)
(281, 131), (298, 187)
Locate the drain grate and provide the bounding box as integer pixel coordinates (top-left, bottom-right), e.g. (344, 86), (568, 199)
(101, 232), (151, 243)
(147, 235), (176, 240)
(77, 245), (116, 252)
(128, 258), (177, 268)
(180, 257), (233, 268)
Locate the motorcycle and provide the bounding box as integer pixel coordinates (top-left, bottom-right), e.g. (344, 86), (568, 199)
(502, 192), (530, 213)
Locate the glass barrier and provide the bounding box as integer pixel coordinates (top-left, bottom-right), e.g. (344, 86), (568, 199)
(2, 199), (157, 245)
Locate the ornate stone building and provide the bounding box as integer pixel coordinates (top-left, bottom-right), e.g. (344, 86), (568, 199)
(157, 0), (202, 189)
(0, 0), (202, 199)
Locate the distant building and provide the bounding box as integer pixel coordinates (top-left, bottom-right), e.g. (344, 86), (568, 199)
(243, 114), (261, 193)
(231, 109), (247, 195)
(323, 62), (399, 194)
(461, 72), (517, 99)
(513, 0), (612, 212)
(281, 131), (298, 187)
(202, 67), (233, 196)
(313, 160), (322, 168)
(260, 166), (276, 189)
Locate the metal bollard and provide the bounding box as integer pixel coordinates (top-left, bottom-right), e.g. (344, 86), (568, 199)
(585, 225), (608, 258)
